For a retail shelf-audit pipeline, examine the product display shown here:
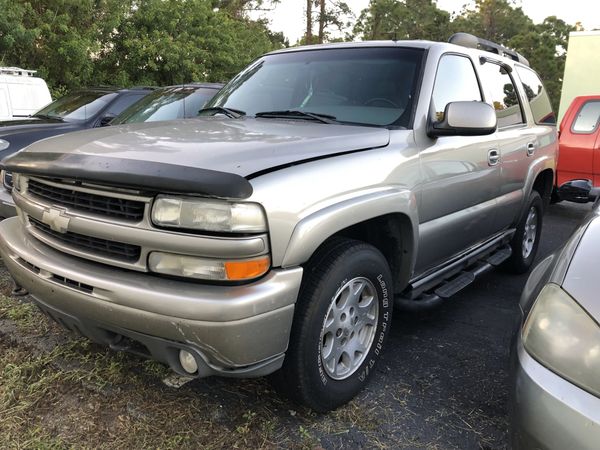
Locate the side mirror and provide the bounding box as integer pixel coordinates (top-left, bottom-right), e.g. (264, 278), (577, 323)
(557, 179), (594, 203)
(99, 115), (116, 127)
(428, 101), (497, 138)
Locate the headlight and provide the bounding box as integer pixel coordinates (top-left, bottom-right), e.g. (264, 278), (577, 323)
(148, 252), (270, 281)
(152, 196), (267, 233)
(0, 139), (9, 151)
(523, 283), (600, 397)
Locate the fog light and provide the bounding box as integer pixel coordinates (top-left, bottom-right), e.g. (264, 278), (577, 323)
(179, 350), (198, 374)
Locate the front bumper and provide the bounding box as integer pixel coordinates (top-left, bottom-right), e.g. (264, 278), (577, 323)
(0, 217), (303, 376)
(511, 340), (600, 449)
(0, 188), (16, 219)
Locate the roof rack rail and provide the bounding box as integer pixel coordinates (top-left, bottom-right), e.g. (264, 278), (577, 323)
(449, 32), (529, 67)
(0, 67), (38, 76)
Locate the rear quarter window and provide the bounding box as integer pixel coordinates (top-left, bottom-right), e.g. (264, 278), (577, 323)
(571, 100), (600, 134)
(515, 67), (556, 125)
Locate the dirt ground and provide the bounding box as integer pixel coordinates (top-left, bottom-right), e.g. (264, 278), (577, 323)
(0, 202), (591, 449)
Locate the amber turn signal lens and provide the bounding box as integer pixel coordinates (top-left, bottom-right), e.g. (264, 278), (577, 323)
(224, 256), (270, 281)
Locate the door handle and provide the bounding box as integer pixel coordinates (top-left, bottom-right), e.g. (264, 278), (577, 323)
(526, 142), (536, 156)
(488, 149), (500, 166)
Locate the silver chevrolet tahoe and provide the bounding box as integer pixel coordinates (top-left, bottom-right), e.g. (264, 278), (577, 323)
(0, 34), (558, 411)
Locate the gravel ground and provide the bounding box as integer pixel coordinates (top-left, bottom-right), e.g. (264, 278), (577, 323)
(0, 201), (591, 449)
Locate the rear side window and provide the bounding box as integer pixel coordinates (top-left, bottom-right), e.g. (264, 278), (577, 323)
(479, 62), (524, 128)
(431, 54), (482, 122)
(572, 101), (600, 134)
(516, 67), (556, 125)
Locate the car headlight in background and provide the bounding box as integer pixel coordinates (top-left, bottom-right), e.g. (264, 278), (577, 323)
(523, 283), (600, 397)
(0, 139), (9, 151)
(152, 196), (267, 233)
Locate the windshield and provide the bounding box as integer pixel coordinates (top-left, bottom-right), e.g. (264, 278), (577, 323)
(206, 47), (424, 127)
(34, 91), (118, 121)
(112, 87), (220, 124)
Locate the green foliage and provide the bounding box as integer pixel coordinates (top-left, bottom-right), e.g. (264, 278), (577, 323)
(0, 0), (582, 113)
(0, 0), (284, 92)
(354, 0), (578, 113)
(353, 0), (452, 41)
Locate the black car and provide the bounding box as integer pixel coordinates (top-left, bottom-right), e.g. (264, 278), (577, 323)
(110, 83), (223, 125)
(0, 87), (154, 159)
(0, 87), (154, 216)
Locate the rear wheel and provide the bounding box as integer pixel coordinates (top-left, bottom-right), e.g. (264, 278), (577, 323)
(273, 238), (393, 412)
(504, 191), (543, 274)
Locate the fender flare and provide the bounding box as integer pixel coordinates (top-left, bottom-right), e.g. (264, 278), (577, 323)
(281, 187), (419, 272)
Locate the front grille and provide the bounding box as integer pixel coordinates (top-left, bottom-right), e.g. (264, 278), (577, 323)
(30, 218), (141, 262)
(28, 179), (145, 221)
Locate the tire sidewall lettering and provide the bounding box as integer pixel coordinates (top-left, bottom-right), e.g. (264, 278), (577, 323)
(319, 271), (392, 387)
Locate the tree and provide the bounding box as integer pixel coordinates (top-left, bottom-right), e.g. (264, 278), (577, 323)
(99, 0), (281, 87)
(451, 0), (533, 42)
(0, 0), (131, 93)
(354, 0), (451, 42)
(509, 17), (576, 112)
(307, 0), (313, 44)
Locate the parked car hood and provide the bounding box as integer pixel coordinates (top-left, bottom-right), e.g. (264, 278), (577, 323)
(0, 117), (72, 133)
(7, 117), (390, 177)
(3, 117), (390, 199)
(0, 119), (82, 159)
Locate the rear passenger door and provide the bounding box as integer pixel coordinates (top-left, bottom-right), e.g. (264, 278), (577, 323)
(416, 53), (501, 274)
(478, 60), (534, 231)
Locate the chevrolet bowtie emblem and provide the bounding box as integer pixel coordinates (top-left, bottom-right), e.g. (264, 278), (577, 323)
(41, 208), (70, 234)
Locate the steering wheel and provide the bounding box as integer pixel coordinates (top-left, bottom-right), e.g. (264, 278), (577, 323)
(364, 98), (400, 108)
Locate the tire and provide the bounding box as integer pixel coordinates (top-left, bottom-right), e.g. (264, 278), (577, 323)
(273, 238), (394, 412)
(504, 191), (543, 274)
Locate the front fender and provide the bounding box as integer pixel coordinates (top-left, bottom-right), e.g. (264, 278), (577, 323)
(281, 187), (419, 270)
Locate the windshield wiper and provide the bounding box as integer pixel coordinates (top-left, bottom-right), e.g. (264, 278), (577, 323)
(197, 106), (245, 118)
(32, 113), (63, 121)
(255, 110), (338, 124)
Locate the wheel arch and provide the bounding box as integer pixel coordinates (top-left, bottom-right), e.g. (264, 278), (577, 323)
(281, 188), (418, 293)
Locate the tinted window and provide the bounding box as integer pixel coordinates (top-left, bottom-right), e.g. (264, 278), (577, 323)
(431, 54), (482, 122)
(113, 87), (218, 124)
(103, 93), (148, 117)
(572, 101), (600, 133)
(479, 62), (524, 128)
(35, 91), (117, 121)
(516, 67), (555, 125)
(206, 47), (424, 127)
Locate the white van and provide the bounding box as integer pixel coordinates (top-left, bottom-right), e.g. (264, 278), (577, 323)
(0, 67), (52, 121)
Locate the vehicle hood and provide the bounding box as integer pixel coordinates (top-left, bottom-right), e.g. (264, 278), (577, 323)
(0, 117), (70, 133)
(8, 117), (390, 177)
(0, 119), (81, 158)
(562, 212), (600, 321)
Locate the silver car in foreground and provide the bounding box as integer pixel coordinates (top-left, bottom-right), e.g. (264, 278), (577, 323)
(511, 201), (600, 448)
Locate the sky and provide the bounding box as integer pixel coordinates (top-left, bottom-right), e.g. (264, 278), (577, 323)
(255, 0), (600, 44)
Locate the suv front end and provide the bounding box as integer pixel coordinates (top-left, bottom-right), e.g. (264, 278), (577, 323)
(0, 172), (303, 377)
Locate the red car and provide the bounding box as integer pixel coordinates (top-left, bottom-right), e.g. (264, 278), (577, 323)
(557, 95), (600, 202)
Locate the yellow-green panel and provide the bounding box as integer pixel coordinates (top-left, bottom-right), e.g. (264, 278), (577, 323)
(559, 31), (600, 124)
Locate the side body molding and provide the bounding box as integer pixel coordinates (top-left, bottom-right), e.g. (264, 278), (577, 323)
(281, 187), (419, 271)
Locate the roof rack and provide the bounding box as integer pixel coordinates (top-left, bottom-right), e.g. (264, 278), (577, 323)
(0, 67), (38, 77)
(449, 33), (529, 67)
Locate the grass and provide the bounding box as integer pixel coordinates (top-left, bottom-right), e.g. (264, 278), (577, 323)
(0, 275), (507, 449)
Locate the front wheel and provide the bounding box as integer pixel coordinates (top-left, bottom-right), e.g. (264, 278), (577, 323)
(273, 238), (394, 412)
(504, 191), (543, 274)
